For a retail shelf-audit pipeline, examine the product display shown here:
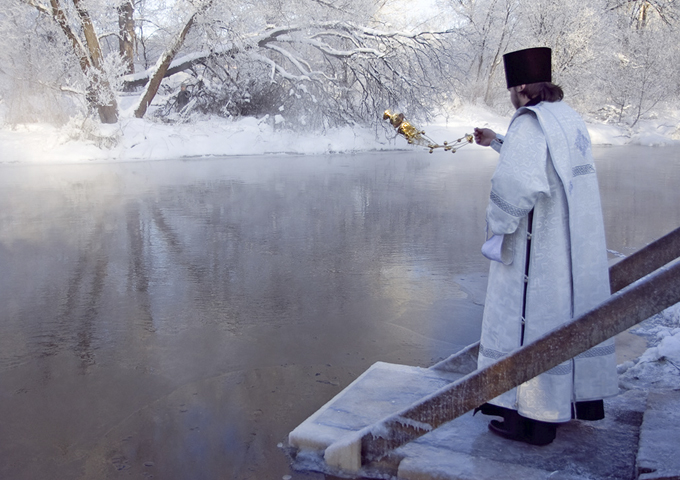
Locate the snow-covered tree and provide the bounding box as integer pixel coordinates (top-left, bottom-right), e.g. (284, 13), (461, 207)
(3, 0), (680, 128)
(0, 7), (79, 124)
(122, 0), (459, 126)
(118, 0), (135, 74)
(132, 0), (213, 118)
(19, 0), (121, 123)
(444, 0), (520, 107)
(594, 0), (680, 126)
(520, 0), (601, 108)
(606, 0), (679, 29)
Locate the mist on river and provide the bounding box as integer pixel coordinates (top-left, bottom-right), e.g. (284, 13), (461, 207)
(0, 145), (678, 479)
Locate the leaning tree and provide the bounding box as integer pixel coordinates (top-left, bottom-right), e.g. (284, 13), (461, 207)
(21, 0), (122, 123)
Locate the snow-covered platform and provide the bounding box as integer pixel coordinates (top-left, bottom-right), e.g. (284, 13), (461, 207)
(288, 362), (465, 453)
(286, 357), (680, 480)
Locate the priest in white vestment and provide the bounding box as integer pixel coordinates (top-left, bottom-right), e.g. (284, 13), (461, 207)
(472, 47), (618, 446)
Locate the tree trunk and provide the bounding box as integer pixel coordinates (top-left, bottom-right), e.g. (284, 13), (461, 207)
(97, 103), (120, 124)
(72, 0), (119, 123)
(118, 1), (135, 75)
(72, 0), (102, 65)
(134, 3), (209, 118)
(34, 0), (120, 123)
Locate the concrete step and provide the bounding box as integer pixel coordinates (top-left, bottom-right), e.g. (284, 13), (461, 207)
(288, 362), (465, 455)
(395, 387), (646, 480)
(286, 359), (664, 480)
(636, 390), (680, 480)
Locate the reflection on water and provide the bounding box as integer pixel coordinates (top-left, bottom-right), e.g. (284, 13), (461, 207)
(0, 146), (678, 479)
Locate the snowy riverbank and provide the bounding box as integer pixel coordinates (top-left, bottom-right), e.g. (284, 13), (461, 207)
(1, 104), (679, 165)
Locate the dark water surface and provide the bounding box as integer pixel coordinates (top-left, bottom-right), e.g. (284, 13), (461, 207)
(1, 146), (678, 479)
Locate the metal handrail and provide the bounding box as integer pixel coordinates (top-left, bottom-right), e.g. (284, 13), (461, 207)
(324, 226), (680, 472)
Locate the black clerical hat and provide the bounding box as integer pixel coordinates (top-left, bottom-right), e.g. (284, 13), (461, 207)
(503, 47), (552, 88)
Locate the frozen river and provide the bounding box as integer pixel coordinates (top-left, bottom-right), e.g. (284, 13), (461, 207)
(1, 145), (679, 479)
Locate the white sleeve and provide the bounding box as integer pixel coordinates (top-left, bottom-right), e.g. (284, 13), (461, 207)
(490, 134), (505, 153)
(486, 114), (549, 235)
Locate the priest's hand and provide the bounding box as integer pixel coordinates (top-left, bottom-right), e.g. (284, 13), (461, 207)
(473, 127), (496, 147)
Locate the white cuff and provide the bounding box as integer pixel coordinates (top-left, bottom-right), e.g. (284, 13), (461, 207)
(490, 134), (505, 153)
(482, 234), (504, 263)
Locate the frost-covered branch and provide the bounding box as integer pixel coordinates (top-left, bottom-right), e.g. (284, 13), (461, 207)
(250, 53), (312, 82)
(279, 36), (384, 58)
(606, 0), (679, 27)
(20, 0), (118, 123)
(262, 43), (315, 76)
(121, 44), (239, 89)
(22, 0), (90, 71)
(99, 31), (122, 42)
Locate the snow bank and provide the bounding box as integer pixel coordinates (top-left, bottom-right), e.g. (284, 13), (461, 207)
(0, 115), (395, 164)
(1, 104), (678, 165)
(619, 302), (680, 391)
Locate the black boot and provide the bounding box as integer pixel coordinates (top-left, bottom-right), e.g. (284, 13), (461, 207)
(488, 409), (524, 441)
(488, 409), (557, 446)
(572, 400), (605, 421)
(522, 417), (558, 445)
(473, 402), (512, 418)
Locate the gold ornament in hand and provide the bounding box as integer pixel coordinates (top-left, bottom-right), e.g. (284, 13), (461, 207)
(383, 110), (473, 154)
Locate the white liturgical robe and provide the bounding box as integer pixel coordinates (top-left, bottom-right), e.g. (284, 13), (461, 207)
(477, 100), (619, 423)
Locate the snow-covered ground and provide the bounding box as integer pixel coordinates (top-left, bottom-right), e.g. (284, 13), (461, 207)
(619, 305), (680, 391)
(1, 103), (679, 388)
(1, 103), (679, 165)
